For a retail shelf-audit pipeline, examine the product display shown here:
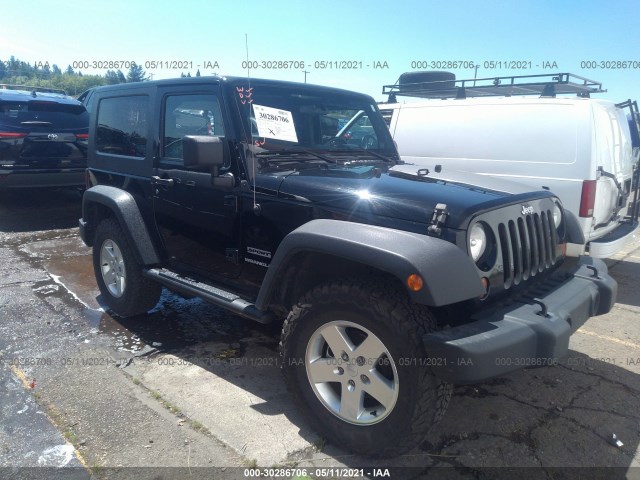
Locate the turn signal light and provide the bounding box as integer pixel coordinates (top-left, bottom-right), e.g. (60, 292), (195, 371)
(406, 274), (424, 292)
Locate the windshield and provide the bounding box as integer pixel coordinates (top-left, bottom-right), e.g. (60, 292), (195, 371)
(232, 82), (397, 157)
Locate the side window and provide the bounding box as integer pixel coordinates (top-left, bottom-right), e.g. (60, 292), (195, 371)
(82, 91), (95, 114)
(96, 96), (148, 158)
(163, 94), (225, 161)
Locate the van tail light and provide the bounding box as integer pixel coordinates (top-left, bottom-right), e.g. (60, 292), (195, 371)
(579, 180), (597, 217)
(84, 170), (90, 189)
(75, 133), (89, 140)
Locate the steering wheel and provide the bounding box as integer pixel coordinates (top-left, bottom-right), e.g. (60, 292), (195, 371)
(327, 137), (347, 148)
(360, 134), (377, 149)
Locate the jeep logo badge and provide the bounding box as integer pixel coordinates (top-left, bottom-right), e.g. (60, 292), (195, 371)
(521, 205), (534, 215)
(47, 134), (58, 140)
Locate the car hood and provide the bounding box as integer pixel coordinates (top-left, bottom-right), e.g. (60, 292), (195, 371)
(271, 163), (553, 230)
(391, 163), (540, 195)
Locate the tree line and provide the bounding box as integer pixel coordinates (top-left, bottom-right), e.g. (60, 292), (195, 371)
(0, 55), (200, 97)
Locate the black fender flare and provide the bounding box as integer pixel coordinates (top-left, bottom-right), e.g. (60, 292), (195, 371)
(255, 219), (484, 309)
(81, 185), (160, 266)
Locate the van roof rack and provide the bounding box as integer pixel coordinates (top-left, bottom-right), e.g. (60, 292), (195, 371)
(382, 73), (605, 102)
(0, 84), (68, 95)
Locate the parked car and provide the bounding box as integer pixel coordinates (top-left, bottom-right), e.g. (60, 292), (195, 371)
(0, 84), (89, 189)
(79, 76), (615, 457)
(380, 72), (640, 258)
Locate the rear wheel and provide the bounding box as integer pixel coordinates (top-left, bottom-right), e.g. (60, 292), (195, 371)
(280, 278), (452, 457)
(93, 218), (161, 317)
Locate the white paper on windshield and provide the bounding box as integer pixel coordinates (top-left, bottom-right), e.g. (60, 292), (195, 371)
(252, 104), (298, 143)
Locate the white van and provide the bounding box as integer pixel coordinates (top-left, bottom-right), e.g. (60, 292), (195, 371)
(381, 95), (639, 257)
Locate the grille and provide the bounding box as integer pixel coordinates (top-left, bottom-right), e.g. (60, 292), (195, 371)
(497, 209), (558, 289)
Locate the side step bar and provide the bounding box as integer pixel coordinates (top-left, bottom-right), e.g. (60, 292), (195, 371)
(143, 268), (274, 324)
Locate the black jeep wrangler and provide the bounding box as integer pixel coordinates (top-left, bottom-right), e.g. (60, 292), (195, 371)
(79, 76), (616, 457)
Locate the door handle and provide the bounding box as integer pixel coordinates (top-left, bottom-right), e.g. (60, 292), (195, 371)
(151, 176), (175, 187)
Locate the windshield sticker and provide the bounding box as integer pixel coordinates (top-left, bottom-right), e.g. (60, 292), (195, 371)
(252, 104), (298, 143)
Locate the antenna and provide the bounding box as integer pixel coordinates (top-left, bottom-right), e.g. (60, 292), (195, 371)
(245, 33), (257, 211)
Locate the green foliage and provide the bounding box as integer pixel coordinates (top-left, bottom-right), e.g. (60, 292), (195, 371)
(126, 64), (148, 83)
(0, 55), (148, 97)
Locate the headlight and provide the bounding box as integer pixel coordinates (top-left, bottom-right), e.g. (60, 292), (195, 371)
(469, 223), (487, 261)
(553, 202), (563, 228)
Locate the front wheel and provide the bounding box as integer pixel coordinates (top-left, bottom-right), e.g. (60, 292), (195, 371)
(280, 279), (452, 457)
(93, 218), (161, 317)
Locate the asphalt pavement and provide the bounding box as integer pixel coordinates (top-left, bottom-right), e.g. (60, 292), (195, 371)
(0, 189), (639, 480)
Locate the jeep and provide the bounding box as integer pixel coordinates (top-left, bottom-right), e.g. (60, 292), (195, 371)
(79, 76), (616, 457)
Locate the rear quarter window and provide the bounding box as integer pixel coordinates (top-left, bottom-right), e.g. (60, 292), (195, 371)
(96, 96), (149, 158)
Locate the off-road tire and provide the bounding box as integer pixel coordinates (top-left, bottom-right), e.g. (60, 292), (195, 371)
(93, 217), (161, 317)
(280, 278), (452, 457)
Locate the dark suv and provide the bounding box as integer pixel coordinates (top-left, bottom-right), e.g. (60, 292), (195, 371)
(0, 85), (89, 188)
(79, 76), (616, 457)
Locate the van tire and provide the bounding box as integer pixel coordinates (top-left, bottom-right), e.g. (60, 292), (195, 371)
(398, 71), (456, 91)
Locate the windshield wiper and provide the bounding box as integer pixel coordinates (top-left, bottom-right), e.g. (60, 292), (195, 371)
(255, 148), (337, 163)
(329, 148), (392, 163)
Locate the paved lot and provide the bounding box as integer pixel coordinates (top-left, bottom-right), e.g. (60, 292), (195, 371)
(0, 189), (639, 479)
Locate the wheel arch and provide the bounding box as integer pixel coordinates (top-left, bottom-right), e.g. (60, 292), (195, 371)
(256, 219), (484, 310)
(81, 185), (160, 266)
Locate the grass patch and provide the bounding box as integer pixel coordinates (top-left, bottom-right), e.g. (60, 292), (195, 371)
(244, 459), (258, 468)
(188, 420), (211, 435)
(63, 430), (79, 445)
(149, 390), (182, 415)
(313, 436), (326, 452)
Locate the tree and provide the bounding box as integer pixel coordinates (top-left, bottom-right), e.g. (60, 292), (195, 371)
(0, 60), (6, 79)
(196, 69), (201, 77)
(116, 70), (126, 83)
(8, 56), (19, 73)
(52, 64), (62, 75)
(66, 65), (74, 75)
(126, 64), (147, 83)
(105, 70), (120, 85)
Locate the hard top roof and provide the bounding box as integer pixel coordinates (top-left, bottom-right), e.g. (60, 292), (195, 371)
(88, 75), (376, 100)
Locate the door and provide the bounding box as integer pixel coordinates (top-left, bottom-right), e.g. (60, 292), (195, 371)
(152, 88), (242, 279)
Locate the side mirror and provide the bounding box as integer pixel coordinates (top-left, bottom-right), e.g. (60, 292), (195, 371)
(183, 135), (224, 170)
(183, 135), (235, 190)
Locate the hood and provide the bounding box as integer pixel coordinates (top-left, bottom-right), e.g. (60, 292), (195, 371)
(391, 163), (540, 195)
(269, 163), (554, 230)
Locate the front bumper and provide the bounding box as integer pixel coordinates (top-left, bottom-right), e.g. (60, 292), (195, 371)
(423, 257), (617, 384)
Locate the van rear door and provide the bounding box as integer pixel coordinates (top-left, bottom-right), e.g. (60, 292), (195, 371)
(590, 102), (633, 237)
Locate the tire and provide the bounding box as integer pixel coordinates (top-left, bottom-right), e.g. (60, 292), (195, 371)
(93, 217), (161, 317)
(398, 71), (456, 92)
(280, 278), (452, 457)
